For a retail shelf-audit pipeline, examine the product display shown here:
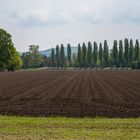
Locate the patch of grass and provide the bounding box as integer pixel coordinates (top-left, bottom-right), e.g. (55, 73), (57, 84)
(0, 115), (139, 140)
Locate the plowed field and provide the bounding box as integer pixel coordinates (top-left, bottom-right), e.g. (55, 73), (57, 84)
(0, 69), (140, 117)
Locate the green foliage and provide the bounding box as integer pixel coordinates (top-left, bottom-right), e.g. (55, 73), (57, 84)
(56, 45), (60, 67)
(103, 40), (109, 67)
(60, 44), (65, 68)
(67, 43), (71, 66)
(118, 40), (124, 67)
(99, 43), (103, 66)
(77, 43), (82, 67)
(72, 53), (77, 67)
(124, 38), (129, 66)
(22, 45), (42, 68)
(82, 43), (87, 67)
(51, 47), (55, 67)
(129, 39), (134, 65)
(112, 40), (118, 66)
(134, 39), (139, 61)
(93, 42), (98, 67)
(0, 28), (22, 71)
(87, 42), (92, 67)
(49, 39), (140, 69)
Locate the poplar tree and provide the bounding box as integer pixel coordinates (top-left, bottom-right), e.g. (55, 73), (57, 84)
(103, 40), (109, 67)
(67, 43), (71, 66)
(93, 42), (98, 66)
(82, 43), (87, 67)
(51, 47), (55, 67)
(87, 42), (92, 67)
(56, 45), (60, 67)
(134, 39), (140, 61)
(60, 44), (65, 68)
(77, 43), (82, 67)
(118, 40), (124, 67)
(129, 39), (134, 65)
(124, 38), (129, 66)
(99, 43), (103, 66)
(112, 40), (118, 66)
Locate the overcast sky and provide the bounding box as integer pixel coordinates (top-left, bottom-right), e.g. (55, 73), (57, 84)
(0, 0), (140, 51)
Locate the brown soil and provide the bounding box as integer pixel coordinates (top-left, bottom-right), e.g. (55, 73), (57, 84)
(0, 69), (140, 117)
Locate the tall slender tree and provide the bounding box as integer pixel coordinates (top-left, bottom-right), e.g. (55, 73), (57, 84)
(56, 45), (60, 67)
(112, 40), (118, 66)
(129, 39), (134, 65)
(87, 42), (92, 67)
(118, 40), (124, 67)
(93, 42), (98, 66)
(67, 43), (71, 66)
(60, 44), (65, 68)
(134, 39), (140, 61)
(124, 38), (129, 66)
(103, 40), (109, 67)
(51, 47), (55, 67)
(77, 43), (82, 67)
(82, 43), (87, 67)
(99, 43), (103, 66)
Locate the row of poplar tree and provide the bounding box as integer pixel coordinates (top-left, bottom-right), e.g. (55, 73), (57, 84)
(50, 39), (140, 69)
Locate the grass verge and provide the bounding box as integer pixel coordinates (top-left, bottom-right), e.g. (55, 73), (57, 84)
(0, 115), (139, 140)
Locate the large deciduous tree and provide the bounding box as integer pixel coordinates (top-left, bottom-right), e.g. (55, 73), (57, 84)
(29, 45), (42, 67)
(0, 28), (22, 71)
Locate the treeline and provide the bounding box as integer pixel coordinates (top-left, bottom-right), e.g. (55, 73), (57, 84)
(49, 39), (140, 69)
(21, 45), (43, 68)
(21, 45), (50, 68)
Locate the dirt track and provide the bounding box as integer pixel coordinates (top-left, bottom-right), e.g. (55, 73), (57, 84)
(0, 69), (140, 117)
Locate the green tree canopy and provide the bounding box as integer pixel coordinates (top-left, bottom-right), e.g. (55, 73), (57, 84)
(67, 43), (72, 66)
(124, 38), (129, 66)
(87, 42), (92, 67)
(103, 40), (109, 67)
(56, 45), (60, 67)
(0, 28), (22, 71)
(82, 43), (87, 67)
(99, 43), (103, 66)
(60, 44), (65, 68)
(77, 43), (82, 67)
(51, 47), (55, 67)
(112, 40), (118, 66)
(93, 42), (98, 66)
(118, 40), (124, 67)
(29, 45), (42, 67)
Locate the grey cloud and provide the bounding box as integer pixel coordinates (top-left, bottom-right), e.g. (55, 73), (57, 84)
(0, 0), (140, 51)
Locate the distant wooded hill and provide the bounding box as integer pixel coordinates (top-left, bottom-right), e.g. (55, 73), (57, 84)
(40, 47), (78, 56)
